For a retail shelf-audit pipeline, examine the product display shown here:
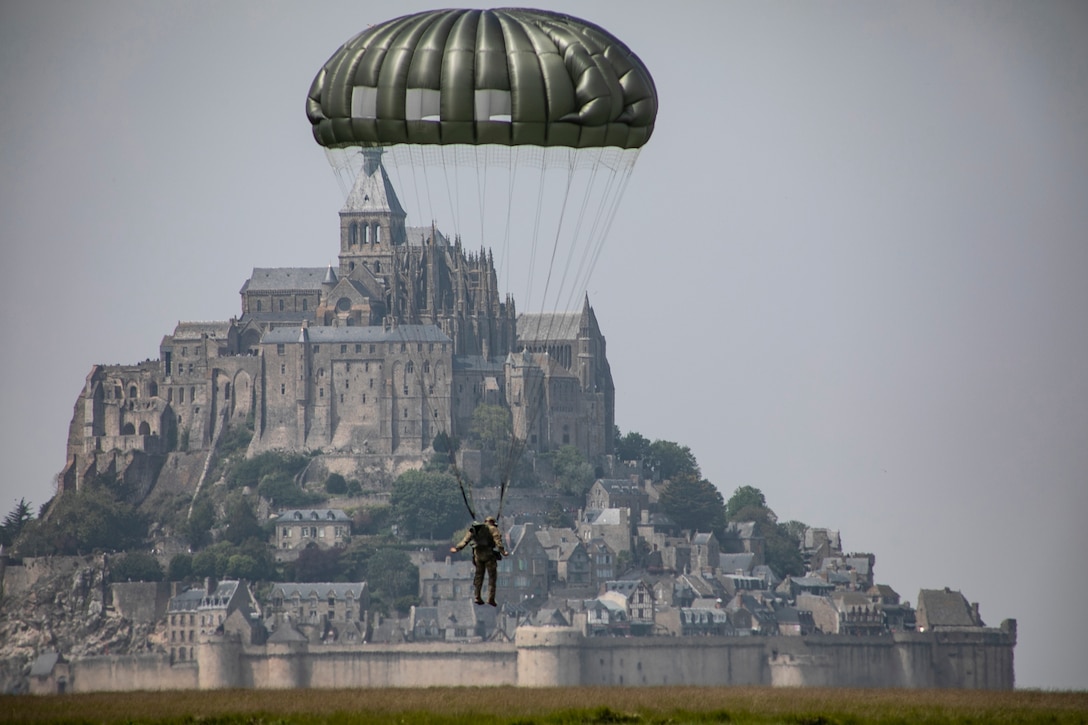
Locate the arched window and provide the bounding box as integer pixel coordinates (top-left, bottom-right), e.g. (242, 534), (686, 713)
(423, 361), (430, 374)
(349, 222), (357, 246)
(375, 224), (382, 244)
(256, 300), (262, 312)
(150, 382), (158, 397)
(406, 361), (414, 374)
(122, 423), (136, 435)
(224, 382), (231, 400)
(129, 385), (138, 398)
(139, 422), (151, 435)
(279, 298), (285, 311)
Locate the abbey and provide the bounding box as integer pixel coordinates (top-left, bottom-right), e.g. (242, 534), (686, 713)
(60, 150), (614, 493)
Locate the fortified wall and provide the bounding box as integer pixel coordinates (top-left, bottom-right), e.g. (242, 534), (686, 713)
(55, 624), (1016, 692)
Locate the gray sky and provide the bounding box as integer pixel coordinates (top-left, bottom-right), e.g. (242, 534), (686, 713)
(2, 1), (1085, 690)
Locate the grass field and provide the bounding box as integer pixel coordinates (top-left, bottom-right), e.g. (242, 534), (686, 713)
(3, 687), (1087, 724)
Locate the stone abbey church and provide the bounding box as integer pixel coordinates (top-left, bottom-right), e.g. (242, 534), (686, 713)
(60, 151), (614, 494)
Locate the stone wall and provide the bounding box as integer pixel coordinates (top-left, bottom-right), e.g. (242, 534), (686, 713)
(55, 625), (1014, 692)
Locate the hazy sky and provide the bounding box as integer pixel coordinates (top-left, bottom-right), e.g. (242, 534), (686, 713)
(2, 1), (1085, 690)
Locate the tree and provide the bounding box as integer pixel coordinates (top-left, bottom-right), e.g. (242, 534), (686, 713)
(764, 522), (805, 578)
(1, 498), (33, 548)
(14, 480), (146, 556)
(365, 548), (418, 611)
(222, 497), (263, 546)
(658, 476), (726, 535)
(292, 546), (343, 582)
(467, 404), (512, 452)
(325, 473), (348, 495)
(547, 445), (595, 497)
(109, 551), (164, 582)
(185, 497), (216, 550)
(168, 553), (193, 582)
(615, 431), (651, 462)
(647, 440), (700, 481)
(726, 485), (767, 521)
(389, 470), (466, 540)
(257, 471), (324, 509)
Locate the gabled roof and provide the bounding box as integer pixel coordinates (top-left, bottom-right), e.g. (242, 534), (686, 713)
(261, 324), (451, 345)
(419, 559), (475, 580)
(342, 155), (405, 216)
(918, 588), (980, 627)
(241, 267), (327, 293)
(29, 652), (61, 677)
(271, 582), (367, 600)
(267, 621), (308, 643)
(274, 508), (351, 523)
(719, 553), (756, 574)
(517, 312), (582, 342)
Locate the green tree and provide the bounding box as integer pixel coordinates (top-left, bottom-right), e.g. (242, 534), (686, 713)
(109, 551), (164, 582)
(658, 476), (726, 535)
(548, 445), (595, 497)
(725, 485), (767, 521)
(615, 431), (651, 462)
(390, 469), (466, 540)
(257, 471), (324, 509)
(764, 522), (806, 578)
(647, 440), (700, 481)
(723, 487), (806, 578)
(325, 473), (348, 495)
(167, 553), (193, 582)
(366, 548), (418, 609)
(292, 546), (343, 582)
(222, 496), (263, 546)
(191, 550), (221, 578)
(15, 480), (145, 556)
(224, 554), (261, 581)
(467, 404), (512, 452)
(1, 497), (33, 548)
(185, 497), (216, 550)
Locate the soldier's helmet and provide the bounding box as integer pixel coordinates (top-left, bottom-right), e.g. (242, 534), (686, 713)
(485, 516), (497, 524)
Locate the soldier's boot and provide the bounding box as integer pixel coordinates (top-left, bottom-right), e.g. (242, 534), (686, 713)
(487, 582), (497, 607)
(474, 590), (485, 605)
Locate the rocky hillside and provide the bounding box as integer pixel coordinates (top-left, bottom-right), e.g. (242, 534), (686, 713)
(0, 555), (161, 694)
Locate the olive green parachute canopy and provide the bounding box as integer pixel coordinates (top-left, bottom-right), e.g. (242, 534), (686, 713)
(307, 8), (657, 150)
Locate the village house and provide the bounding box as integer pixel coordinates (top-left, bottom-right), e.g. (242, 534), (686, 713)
(534, 527), (591, 586)
(602, 579), (655, 635)
(271, 508), (352, 559)
(267, 582), (369, 642)
(498, 523), (550, 605)
(916, 587), (984, 632)
(167, 579), (257, 663)
(418, 557), (476, 606)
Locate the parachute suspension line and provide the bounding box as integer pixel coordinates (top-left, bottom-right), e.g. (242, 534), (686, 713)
(498, 147), (520, 295)
(522, 156), (550, 311)
(551, 146), (607, 319)
(585, 153), (640, 288)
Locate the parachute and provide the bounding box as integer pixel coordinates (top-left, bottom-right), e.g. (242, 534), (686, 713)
(307, 9), (657, 521)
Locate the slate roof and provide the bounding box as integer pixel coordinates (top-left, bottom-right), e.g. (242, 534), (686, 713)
(241, 267), (327, 293)
(267, 622), (308, 642)
(517, 313), (581, 342)
(589, 509), (625, 526)
(171, 321), (232, 339)
(274, 509), (351, 523)
(918, 588), (980, 627)
(271, 582), (367, 601)
(29, 652), (61, 677)
(261, 324), (451, 345)
(453, 355), (505, 373)
(719, 553), (756, 574)
(342, 158), (406, 215)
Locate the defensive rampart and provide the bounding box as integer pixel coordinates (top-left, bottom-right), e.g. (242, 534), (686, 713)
(56, 624), (1015, 692)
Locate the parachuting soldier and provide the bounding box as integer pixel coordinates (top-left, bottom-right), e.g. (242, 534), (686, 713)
(451, 516), (508, 606)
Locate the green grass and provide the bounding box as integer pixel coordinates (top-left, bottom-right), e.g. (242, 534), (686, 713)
(2, 686), (1086, 724)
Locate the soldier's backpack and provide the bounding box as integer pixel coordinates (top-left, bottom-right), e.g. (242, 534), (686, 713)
(471, 523), (501, 559)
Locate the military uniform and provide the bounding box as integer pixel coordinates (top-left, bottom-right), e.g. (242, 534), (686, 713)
(452, 517), (507, 606)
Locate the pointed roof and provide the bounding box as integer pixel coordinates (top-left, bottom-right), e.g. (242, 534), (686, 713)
(323, 265), (338, 284)
(342, 151), (406, 216)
